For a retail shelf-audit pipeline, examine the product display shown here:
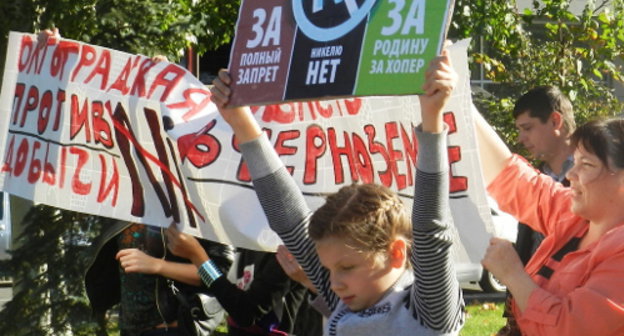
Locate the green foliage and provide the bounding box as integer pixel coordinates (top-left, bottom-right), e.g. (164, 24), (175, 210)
(0, 205), (116, 335)
(450, 0), (624, 147)
(0, 0), (239, 82)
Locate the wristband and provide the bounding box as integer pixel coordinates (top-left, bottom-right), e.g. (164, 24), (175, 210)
(198, 259), (222, 287)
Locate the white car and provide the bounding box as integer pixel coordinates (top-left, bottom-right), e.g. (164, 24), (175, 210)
(0, 192), (11, 285)
(0, 192), (10, 262)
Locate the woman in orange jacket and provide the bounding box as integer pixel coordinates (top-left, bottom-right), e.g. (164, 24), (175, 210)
(474, 106), (624, 336)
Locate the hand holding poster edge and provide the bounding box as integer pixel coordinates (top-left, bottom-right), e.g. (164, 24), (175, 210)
(226, 0), (456, 107)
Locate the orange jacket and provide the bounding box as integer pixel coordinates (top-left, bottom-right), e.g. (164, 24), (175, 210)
(488, 155), (624, 336)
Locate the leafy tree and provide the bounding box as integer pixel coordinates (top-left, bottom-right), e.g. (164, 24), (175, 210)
(449, 0), (624, 154)
(0, 0), (240, 83)
(0, 205), (117, 335)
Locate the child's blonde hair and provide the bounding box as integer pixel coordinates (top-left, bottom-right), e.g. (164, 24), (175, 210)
(309, 184), (411, 260)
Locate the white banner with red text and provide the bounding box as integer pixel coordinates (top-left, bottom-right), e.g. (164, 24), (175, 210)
(0, 34), (492, 265)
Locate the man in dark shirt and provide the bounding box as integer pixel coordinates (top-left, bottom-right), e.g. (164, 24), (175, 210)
(511, 85), (575, 264)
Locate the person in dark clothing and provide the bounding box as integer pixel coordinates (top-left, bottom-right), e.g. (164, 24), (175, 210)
(225, 248), (323, 336)
(165, 227), (323, 336)
(512, 85), (575, 264)
(85, 221), (234, 336)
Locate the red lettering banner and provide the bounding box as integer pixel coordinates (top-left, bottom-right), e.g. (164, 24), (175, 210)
(0, 34), (494, 269)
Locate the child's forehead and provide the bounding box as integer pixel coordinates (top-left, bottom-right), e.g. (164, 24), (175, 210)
(315, 235), (352, 249)
(315, 236), (380, 263)
(315, 235), (364, 252)
(316, 236), (354, 251)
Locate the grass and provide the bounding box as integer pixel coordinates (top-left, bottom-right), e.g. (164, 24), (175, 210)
(460, 300), (505, 336)
(106, 300), (506, 336)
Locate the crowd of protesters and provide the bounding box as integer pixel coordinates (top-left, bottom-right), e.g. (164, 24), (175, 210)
(34, 28), (624, 336)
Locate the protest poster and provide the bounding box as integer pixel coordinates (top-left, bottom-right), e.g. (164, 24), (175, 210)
(0, 33), (492, 267)
(227, 0), (456, 106)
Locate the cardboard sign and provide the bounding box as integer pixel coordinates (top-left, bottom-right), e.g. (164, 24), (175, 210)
(227, 0), (456, 106)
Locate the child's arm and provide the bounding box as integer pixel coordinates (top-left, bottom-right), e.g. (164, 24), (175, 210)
(410, 49), (464, 333)
(116, 247), (203, 286)
(419, 49), (455, 134)
(166, 226), (305, 328)
(210, 72), (338, 311)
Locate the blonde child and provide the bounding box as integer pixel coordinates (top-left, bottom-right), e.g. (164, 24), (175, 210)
(168, 50), (464, 335)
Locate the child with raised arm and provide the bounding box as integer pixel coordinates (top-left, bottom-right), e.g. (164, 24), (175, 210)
(168, 50), (464, 335)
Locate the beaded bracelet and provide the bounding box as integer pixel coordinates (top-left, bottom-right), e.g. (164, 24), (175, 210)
(198, 259), (222, 287)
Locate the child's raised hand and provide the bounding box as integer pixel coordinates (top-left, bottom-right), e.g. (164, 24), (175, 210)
(210, 69), (262, 143)
(419, 48), (457, 133)
(210, 69), (233, 109)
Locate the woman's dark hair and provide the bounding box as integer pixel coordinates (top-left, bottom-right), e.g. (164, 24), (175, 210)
(570, 118), (624, 170)
(308, 183), (411, 256)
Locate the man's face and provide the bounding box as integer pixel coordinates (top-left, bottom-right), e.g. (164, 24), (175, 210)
(514, 111), (560, 160)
